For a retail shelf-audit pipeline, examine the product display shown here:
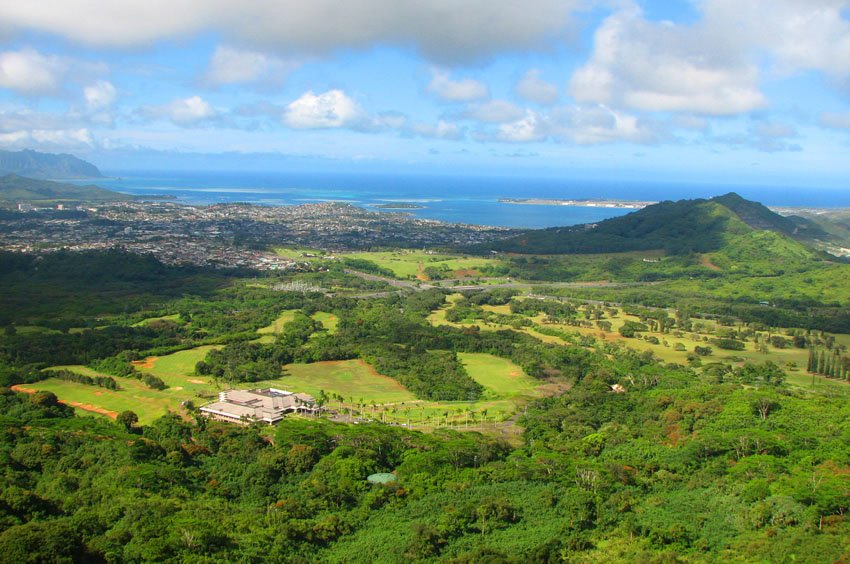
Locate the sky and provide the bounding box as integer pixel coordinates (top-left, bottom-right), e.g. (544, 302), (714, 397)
(1, 0), (850, 187)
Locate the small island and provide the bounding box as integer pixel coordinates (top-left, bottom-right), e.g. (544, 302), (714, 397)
(371, 202), (425, 209)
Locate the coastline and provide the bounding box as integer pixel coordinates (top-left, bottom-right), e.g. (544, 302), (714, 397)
(499, 198), (656, 209)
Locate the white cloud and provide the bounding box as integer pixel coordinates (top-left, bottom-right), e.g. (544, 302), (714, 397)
(702, 0), (850, 77)
(202, 45), (300, 86)
(478, 103), (660, 145)
(427, 68), (488, 102)
(0, 49), (65, 95)
(410, 120), (463, 140)
(820, 112), (850, 130)
(553, 105), (658, 145)
(282, 89), (365, 129)
(569, 6), (766, 116)
(515, 69), (558, 105)
(0, 127), (94, 150)
(0, 1), (585, 63)
(31, 128), (94, 146)
(458, 100), (525, 124)
(0, 131), (30, 146)
(84, 80), (116, 110)
(496, 111), (545, 142)
(713, 120), (801, 152)
(139, 95), (217, 126)
(169, 96), (216, 124)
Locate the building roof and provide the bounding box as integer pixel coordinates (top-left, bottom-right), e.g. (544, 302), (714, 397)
(200, 387), (316, 423)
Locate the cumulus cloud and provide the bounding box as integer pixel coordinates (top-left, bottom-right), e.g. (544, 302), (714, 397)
(427, 68), (488, 102)
(139, 95), (217, 126)
(496, 111), (545, 142)
(0, 126), (94, 150)
(0, 1), (584, 63)
(282, 89), (366, 129)
(569, 5), (766, 116)
(515, 69), (558, 105)
(702, 0), (850, 77)
(553, 105), (659, 145)
(478, 103), (660, 145)
(84, 80), (116, 110)
(820, 112), (850, 130)
(0, 48), (66, 95)
(714, 120), (801, 152)
(457, 100), (525, 123)
(202, 45), (300, 86)
(0, 48), (107, 97)
(410, 120), (463, 140)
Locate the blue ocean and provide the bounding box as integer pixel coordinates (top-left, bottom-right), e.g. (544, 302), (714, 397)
(90, 171), (850, 229)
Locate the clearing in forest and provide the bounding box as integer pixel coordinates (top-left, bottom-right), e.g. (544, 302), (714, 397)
(459, 353), (540, 399)
(342, 250), (498, 279)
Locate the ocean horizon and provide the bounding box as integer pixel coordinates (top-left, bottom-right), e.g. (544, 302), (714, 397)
(87, 171), (850, 229)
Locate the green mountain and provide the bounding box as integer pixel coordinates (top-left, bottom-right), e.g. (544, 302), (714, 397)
(0, 149), (103, 179)
(490, 193), (822, 260)
(0, 174), (134, 204)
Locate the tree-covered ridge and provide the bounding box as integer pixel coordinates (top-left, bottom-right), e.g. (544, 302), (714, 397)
(488, 193), (825, 258)
(0, 174), (134, 205)
(0, 149), (103, 180)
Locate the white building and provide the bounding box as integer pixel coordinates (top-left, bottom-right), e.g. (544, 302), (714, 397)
(200, 388), (318, 425)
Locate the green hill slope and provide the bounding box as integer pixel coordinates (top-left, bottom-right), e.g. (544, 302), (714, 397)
(0, 174), (134, 204)
(0, 149), (103, 179)
(489, 193), (821, 263)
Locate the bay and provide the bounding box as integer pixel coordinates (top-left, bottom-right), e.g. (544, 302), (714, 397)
(85, 171), (849, 229)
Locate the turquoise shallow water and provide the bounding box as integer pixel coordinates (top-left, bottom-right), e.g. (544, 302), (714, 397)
(84, 171), (847, 229)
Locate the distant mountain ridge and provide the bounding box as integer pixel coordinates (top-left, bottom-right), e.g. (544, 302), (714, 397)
(490, 193), (827, 258)
(0, 149), (103, 179)
(0, 174), (134, 204)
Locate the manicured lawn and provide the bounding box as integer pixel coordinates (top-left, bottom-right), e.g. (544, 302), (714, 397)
(264, 360), (417, 404)
(459, 353), (540, 399)
(21, 367), (193, 424)
(139, 345), (221, 392)
(32, 338), (552, 431)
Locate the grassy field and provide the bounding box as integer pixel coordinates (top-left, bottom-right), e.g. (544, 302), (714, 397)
(342, 250), (500, 279)
(137, 345), (220, 392)
(26, 344), (546, 431)
(255, 310), (298, 342)
(273, 247), (326, 260)
(257, 310), (298, 334)
(270, 360), (417, 404)
(459, 353), (539, 400)
(21, 367), (198, 424)
(312, 311), (339, 334)
(131, 313), (181, 327)
(784, 370), (850, 396)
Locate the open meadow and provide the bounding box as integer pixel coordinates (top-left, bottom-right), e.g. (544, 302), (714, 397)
(341, 250), (501, 279)
(22, 346), (547, 430)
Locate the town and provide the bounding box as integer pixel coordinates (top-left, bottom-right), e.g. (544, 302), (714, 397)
(0, 200), (517, 268)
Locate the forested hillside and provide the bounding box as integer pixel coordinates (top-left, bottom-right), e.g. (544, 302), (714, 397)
(0, 174), (132, 205)
(1, 346), (848, 562)
(0, 149), (103, 179)
(489, 193), (828, 257)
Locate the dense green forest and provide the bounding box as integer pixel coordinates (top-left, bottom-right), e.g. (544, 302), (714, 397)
(1, 345), (848, 561)
(1, 230), (850, 562)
